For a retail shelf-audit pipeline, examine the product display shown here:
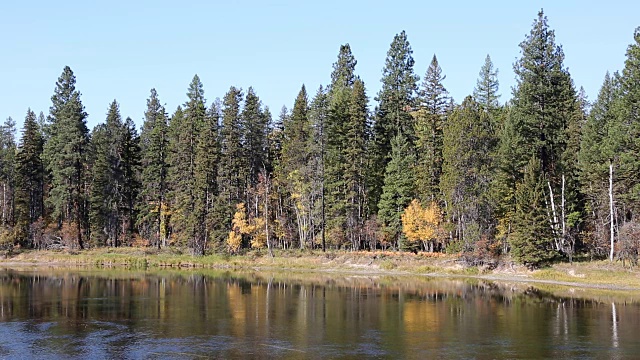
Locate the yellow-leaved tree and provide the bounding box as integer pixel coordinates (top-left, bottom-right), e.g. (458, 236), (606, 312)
(227, 203), (247, 253)
(401, 199), (442, 252)
(227, 203), (268, 253)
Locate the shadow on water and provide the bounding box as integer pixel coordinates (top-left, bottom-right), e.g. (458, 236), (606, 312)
(0, 268), (639, 359)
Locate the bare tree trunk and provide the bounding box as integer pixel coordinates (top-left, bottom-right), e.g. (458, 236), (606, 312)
(547, 181), (559, 250)
(263, 169), (273, 258)
(2, 183), (6, 225)
(609, 161), (615, 262)
(561, 174), (566, 247)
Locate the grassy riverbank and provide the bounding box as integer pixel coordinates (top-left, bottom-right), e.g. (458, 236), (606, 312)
(2, 247), (640, 291)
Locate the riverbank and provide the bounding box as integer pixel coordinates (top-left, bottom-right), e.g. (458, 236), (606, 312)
(2, 248), (640, 292)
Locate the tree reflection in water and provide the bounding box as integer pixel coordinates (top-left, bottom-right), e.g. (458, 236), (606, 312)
(0, 269), (638, 359)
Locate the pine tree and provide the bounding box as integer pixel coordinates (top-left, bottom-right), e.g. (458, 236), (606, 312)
(242, 87), (268, 190)
(14, 109), (44, 245)
(377, 133), (415, 249)
(441, 96), (495, 250)
(344, 79), (369, 249)
(43, 66), (90, 248)
(121, 117), (141, 243)
(579, 72), (623, 257)
(280, 85), (315, 248)
(138, 89), (169, 247)
(414, 55), (450, 202)
(309, 86), (329, 249)
(213, 86), (245, 248)
(166, 105), (185, 244)
(0, 117), (16, 230)
(510, 10), (580, 255)
(473, 54), (500, 111)
(371, 31), (419, 212)
(511, 157), (555, 268)
(192, 99), (220, 254)
(330, 44), (357, 89)
(323, 45), (362, 248)
(491, 105), (523, 253)
(619, 27), (640, 217)
(89, 100), (127, 247)
(218, 86), (245, 206)
(420, 55), (450, 115)
(167, 75), (208, 251)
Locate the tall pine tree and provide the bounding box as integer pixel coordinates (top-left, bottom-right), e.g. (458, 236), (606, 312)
(0, 118), (16, 232)
(43, 66), (90, 248)
(89, 101), (124, 247)
(508, 10), (581, 256)
(15, 109), (44, 245)
(511, 157), (555, 268)
(213, 86), (245, 248)
(138, 89), (169, 247)
(414, 54), (450, 202)
(441, 97), (495, 250)
(473, 54), (500, 111)
(378, 133), (415, 249)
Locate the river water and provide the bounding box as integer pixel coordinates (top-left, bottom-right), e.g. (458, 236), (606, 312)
(0, 268), (638, 359)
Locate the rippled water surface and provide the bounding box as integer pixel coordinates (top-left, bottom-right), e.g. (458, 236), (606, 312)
(0, 268), (639, 359)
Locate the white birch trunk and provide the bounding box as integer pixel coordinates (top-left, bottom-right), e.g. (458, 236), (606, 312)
(547, 181), (559, 250)
(609, 161), (615, 262)
(561, 174), (566, 245)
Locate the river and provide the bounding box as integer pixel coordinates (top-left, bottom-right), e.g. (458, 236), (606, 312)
(0, 268), (638, 359)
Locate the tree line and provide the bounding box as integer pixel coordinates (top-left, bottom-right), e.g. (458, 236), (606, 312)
(1, 10), (640, 267)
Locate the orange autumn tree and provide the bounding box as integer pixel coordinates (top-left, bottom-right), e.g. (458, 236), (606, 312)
(401, 199), (442, 252)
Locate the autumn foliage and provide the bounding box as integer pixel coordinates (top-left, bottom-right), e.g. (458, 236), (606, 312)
(401, 199), (442, 251)
(227, 203), (268, 253)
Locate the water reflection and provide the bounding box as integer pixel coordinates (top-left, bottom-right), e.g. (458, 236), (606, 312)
(0, 269), (638, 359)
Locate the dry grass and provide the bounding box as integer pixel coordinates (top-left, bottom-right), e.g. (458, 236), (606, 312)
(3, 248), (640, 291)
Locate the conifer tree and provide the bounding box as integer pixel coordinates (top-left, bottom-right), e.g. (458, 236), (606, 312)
(344, 79), (369, 249)
(43, 66), (90, 248)
(473, 55), (500, 111)
(331, 44), (357, 89)
(218, 87), (245, 206)
(371, 31), (419, 212)
(202, 98), (228, 251)
(325, 46), (356, 243)
(15, 109), (44, 245)
(213, 87), (245, 248)
(138, 89), (169, 247)
(579, 72), (623, 256)
(509, 10), (580, 254)
(89, 101), (136, 247)
(441, 96), (495, 250)
(309, 86), (329, 248)
(167, 75), (207, 251)
(0, 117), (16, 229)
(242, 87), (269, 190)
(511, 157), (555, 268)
(166, 105), (185, 244)
(618, 27), (640, 217)
(121, 117), (141, 242)
(414, 55), (450, 202)
(378, 133), (415, 249)
(280, 85), (315, 248)
(192, 100), (220, 254)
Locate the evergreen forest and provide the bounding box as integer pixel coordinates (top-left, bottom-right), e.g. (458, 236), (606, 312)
(2, 10), (640, 268)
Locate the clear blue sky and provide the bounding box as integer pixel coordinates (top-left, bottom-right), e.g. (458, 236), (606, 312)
(1, 1), (638, 133)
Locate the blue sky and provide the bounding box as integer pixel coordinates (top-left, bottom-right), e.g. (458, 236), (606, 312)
(1, 1), (638, 133)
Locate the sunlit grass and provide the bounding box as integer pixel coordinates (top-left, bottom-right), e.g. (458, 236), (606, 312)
(3, 248), (640, 291)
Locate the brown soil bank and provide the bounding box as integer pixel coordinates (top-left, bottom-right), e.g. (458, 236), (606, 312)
(2, 248), (640, 292)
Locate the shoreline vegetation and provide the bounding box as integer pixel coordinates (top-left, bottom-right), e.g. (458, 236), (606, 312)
(2, 9), (640, 275)
(3, 248), (640, 294)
